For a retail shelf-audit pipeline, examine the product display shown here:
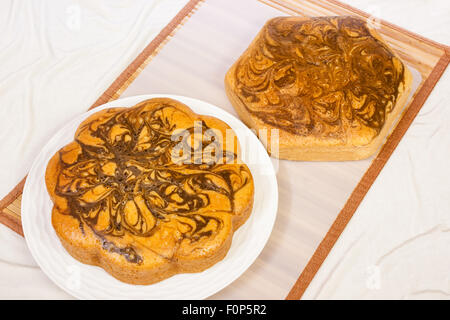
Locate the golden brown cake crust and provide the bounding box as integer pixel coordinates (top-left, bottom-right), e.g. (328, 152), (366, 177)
(225, 16), (412, 160)
(45, 98), (254, 284)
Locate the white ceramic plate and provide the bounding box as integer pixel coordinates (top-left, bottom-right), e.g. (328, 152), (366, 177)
(21, 94), (278, 300)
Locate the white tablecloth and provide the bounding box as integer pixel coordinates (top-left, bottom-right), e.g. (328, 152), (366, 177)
(0, 0), (449, 299)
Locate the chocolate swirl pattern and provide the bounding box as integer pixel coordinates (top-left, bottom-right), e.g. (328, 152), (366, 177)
(232, 16), (406, 137)
(46, 98), (254, 284)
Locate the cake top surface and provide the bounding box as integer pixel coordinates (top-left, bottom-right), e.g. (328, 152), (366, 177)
(231, 16), (406, 139)
(47, 98), (253, 265)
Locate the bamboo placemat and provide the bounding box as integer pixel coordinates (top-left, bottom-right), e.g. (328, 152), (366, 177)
(0, 0), (448, 299)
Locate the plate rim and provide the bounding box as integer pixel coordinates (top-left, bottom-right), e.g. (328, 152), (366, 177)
(21, 94), (278, 300)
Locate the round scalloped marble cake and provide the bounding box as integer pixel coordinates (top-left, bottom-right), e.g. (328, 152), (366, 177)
(45, 98), (254, 285)
(225, 16), (412, 160)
